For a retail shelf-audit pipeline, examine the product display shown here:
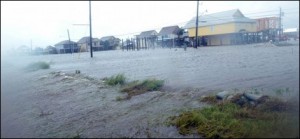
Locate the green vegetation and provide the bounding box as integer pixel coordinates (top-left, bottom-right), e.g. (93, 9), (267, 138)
(170, 94), (299, 138)
(274, 88), (291, 96)
(70, 131), (81, 138)
(121, 79), (164, 99)
(104, 74), (126, 86)
(26, 61), (50, 71)
(200, 95), (218, 104)
(115, 96), (128, 101)
(103, 74), (164, 100)
(254, 88), (260, 94)
(115, 96), (123, 101)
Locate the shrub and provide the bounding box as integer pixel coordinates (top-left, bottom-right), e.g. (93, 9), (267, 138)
(105, 74), (126, 86)
(121, 79), (164, 99)
(26, 61), (50, 71)
(170, 95), (299, 138)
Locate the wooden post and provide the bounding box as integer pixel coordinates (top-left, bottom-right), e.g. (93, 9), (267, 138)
(139, 38), (141, 50)
(137, 37), (139, 50)
(133, 38), (135, 50)
(131, 38), (134, 50)
(122, 39), (124, 51)
(141, 38), (143, 49)
(156, 37), (158, 47)
(255, 33), (257, 43)
(89, 0), (93, 58)
(162, 36), (164, 48)
(173, 37), (174, 48)
(144, 37), (147, 49)
(247, 33), (249, 44)
(126, 39), (128, 51)
(142, 38), (143, 49)
(143, 38), (145, 49)
(67, 29), (72, 54)
(136, 36), (139, 51)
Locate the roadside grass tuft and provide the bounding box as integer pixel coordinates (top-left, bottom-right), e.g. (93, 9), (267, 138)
(274, 88), (292, 96)
(70, 131), (81, 138)
(121, 79), (164, 99)
(200, 95), (218, 104)
(170, 94), (299, 138)
(25, 61), (50, 71)
(115, 95), (129, 101)
(256, 97), (294, 112)
(104, 73), (126, 86)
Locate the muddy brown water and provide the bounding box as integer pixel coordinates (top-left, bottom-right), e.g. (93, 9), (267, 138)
(1, 44), (299, 137)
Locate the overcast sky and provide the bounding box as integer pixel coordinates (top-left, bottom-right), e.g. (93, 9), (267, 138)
(1, 1), (299, 50)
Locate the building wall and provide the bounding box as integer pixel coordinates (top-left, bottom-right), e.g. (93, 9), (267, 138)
(235, 22), (257, 32)
(188, 23), (236, 37)
(256, 17), (279, 32)
(188, 22), (256, 37)
(78, 43), (89, 52)
(55, 45), (64, 54)
(137, 37), (157, 48)
(207, 34), (232, 46)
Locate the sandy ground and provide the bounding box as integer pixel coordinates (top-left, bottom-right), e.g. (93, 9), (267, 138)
(1, 43), (299, 137)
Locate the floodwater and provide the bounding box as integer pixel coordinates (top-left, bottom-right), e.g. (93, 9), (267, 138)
(1, 43), (299, 137)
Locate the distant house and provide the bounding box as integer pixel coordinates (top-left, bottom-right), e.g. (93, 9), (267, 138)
(17, 45), (31, 54)
(15, 45), (31, 55)
(184, 9), (256, 46)
(255, 17), (280, 42)
(54, 40), (79, 54)
(44, 45), (57, 54)
(33, 47), (44, 55)
(283, 28), (299, 40)
(158, 25), (181, 47)
(100, 36), (120, 50)
(77, 36), (101, 52)
(136, 30), (158, 49)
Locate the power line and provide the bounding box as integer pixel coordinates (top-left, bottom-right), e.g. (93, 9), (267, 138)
(172, 9), (298, 27)
(73, 10), (298, 40)
(241, 8), (298, 15)
(186, 11), (298, 23)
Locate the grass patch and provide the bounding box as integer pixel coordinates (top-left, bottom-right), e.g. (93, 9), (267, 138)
(121, 79), (164, 99)
(104, 74), (126, 86)
(25, 61), (50, 71)
(70, 131), (81, 138)
(256, 97), (294, 112)
(200, 95), (218, 104)
(115, 95), (128, 101)
(170, 96), (299, 138)
(274, 88), (291, 96)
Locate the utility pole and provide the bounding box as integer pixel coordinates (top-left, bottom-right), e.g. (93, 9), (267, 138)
(195, 0), (199, 48)
(279, 7), (282, 42)
(89, 0), (93, 58)
(67, 29), (72, 54)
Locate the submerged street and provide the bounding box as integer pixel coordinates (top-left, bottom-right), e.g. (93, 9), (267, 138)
(1, 44), (299, 137)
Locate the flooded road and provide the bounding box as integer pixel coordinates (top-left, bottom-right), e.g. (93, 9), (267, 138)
(1, 44), (299, 137)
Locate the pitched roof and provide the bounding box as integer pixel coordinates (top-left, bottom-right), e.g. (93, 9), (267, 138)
(54, 40), (77, 46)
(158, 25), (180, 35)
(100, 36), (116, 41)
(77, 36), (99, 43)
(139, 30), (158, 38)
(45, 45), (55, 49)
(184, 9), (256, 29)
